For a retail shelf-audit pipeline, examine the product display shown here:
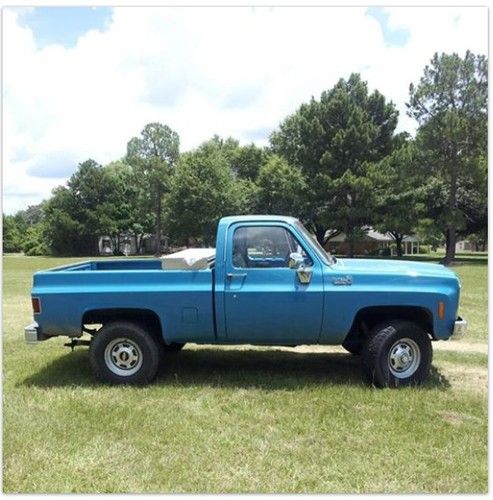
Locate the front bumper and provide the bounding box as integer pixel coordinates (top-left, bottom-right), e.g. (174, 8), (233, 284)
(451, 316), (467, 340)
(24, 322), (48, 343)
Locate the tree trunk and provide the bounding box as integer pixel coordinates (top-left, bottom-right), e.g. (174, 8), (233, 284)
(346, 225), (354, 258)
(154, 188), (162, 256)
(93, 236), (99, 257)
(394, 233), (403, 258)
(442, 155), (458, 266)
(135, 233), (142, 255)
(314, 224), (327, 246)
(443, 226), (456, 265)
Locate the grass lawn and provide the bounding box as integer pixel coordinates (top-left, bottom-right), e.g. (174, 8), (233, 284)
(2, 254), (488, 493)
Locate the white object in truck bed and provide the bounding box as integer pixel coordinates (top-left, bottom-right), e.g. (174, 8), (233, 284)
(160, 248), (216, 270)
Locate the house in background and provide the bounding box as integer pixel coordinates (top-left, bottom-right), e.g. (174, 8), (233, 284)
(324, 228), (420, 256)
(98, 234), (170, 256)
(455, 239), (488, 252)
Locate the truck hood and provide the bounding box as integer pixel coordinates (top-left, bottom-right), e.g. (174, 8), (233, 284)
(334, 258), (459, 280)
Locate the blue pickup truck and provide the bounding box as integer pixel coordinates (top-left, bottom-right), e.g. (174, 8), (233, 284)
(25, 215), (466, 387)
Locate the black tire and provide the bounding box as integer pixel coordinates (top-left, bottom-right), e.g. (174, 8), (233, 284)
(342, 339), (362, 355)
(163, 342), (185, 352)
(362, 320), (432, 388)
(89, 321), (161, 385)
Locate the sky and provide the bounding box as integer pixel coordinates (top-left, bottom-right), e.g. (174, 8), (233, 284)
(2, 5), (488, 214)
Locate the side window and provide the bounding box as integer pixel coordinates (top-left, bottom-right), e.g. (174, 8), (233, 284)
(232, 226), (312, 269)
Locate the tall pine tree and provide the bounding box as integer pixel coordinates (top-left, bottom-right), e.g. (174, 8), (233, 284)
(271, 73), (398, 256)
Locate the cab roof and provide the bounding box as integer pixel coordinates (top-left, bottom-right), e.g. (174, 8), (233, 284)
(219, 215), (299, 226)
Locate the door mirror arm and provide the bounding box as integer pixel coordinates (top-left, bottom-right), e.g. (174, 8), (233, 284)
(289, 252), (312, 284)
(288, 252), (305, 270)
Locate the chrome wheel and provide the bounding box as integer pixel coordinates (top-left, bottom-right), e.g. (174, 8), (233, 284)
(388, 337), (421, 379)
(104, 337), (143, 376)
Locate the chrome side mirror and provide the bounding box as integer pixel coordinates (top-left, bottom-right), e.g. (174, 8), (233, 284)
(289, 252), (312, 284)
(288, 252), (304, 270)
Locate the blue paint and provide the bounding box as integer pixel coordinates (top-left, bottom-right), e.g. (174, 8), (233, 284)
(30, 216), (461, 346)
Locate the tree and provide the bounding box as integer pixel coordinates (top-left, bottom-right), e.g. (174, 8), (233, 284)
(166, 140), (251, 245)
(231, 143), (269, 181)
(2, 203), (50, 255)
(126, 123), (180, 254)
(407, 51), (487, 264)
(43, 159), (129, 256)
(416, 218), (444, 252)
(271, 73), (398, 256)
(457, 153), (487, 242)
(45, 160), (108, 255)
(192, 136), (268, 181)
(22, 223), (51, 256)
(103, 160), (153, 255)
(255, 155), (307, 216)
(43, 184), (88, 255)
(2, 214), (23, 253)
(371, 141), (425, 257)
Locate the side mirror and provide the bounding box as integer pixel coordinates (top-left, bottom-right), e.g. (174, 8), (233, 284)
(288, 252), (304, 270)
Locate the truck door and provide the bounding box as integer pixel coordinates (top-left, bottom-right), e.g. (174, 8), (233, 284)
(223, 223), (324, 343)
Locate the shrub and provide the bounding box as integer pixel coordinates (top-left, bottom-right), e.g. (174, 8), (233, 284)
(21, 224), (51, 256)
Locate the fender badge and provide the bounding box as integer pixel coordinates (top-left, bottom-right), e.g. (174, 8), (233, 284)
(332, 276), (352, 286)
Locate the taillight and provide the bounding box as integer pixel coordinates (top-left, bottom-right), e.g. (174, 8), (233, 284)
(32, 297), (41, 314)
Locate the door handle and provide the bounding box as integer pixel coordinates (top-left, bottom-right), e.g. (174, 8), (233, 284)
(226, 273), (247, 279)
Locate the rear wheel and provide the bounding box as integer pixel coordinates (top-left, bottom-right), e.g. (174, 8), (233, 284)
(89, 321), (161, 385)
(362, 320), (432, 388)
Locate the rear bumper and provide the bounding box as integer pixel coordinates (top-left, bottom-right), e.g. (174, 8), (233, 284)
(451, 316), (467, 340)
(24, 322), (48, 343)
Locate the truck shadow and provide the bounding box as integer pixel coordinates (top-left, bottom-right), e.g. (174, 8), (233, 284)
(20, 347), (450, 390)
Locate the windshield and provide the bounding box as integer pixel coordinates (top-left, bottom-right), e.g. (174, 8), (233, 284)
(294, 221), (336, 266)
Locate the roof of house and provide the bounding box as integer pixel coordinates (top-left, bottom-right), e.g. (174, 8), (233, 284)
(327, 228), (419, 243)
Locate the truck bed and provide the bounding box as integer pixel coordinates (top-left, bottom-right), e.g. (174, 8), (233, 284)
(32, 259), (216, 343)
(44, 259), (164, 272)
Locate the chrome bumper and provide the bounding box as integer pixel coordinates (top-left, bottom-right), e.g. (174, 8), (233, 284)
(451, 317), (467, 339)
(24, 322), (43, 344)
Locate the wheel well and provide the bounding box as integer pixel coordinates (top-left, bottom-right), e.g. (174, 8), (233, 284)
(345, 306), (435, 343)
(82, 308), (164, 346)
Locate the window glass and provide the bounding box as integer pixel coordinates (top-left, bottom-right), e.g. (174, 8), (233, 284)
(232, 226), (312, 268)
(294, 220), (334, 265)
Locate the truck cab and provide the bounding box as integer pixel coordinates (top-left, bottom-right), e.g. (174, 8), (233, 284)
(25, 215), (466, 387)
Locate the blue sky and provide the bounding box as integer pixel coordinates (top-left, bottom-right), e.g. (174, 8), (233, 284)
(366, 7), (410, 46)
(18, 6), (410, 50)
(18, 7), (113, 48)
(3, 6), (488, 213)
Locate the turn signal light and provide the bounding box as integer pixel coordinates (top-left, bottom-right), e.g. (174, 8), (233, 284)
(32, 297), (41, 314)
(438, 301), (445, 320)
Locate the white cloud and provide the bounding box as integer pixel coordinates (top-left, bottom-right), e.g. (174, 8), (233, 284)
(2, 6), (488, 213)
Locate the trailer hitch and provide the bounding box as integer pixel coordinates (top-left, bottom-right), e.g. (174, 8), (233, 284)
(64, 339), (91, 351)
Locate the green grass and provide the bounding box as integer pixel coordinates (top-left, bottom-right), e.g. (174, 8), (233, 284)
(2, 255), (488, 493)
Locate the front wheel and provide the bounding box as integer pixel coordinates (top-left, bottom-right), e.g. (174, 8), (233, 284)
(362, 320), (432, 388)
(89, 321), (161, 385)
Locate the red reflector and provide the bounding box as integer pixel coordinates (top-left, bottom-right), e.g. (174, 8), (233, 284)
(32, 298), (41, 314)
